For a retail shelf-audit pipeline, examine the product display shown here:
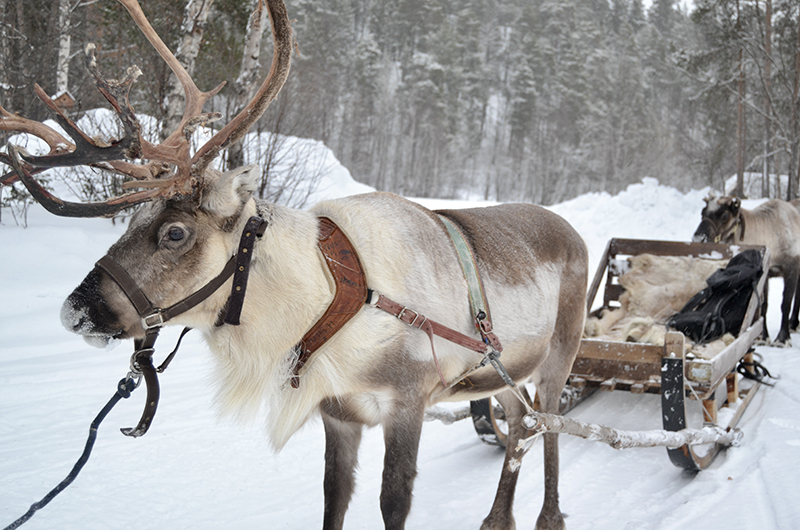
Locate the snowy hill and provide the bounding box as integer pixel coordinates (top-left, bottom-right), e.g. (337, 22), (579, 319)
(1, 170), (798, 529)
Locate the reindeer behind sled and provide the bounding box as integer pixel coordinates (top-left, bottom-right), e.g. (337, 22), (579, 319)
(692, 194), (800, 346)
(0, 1), (588, 529)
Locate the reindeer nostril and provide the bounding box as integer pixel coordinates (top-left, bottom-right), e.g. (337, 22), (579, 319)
(61, 300), (86, 333)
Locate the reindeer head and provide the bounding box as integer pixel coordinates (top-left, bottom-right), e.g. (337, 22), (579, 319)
(692, 194), (742, 244)
(1, 0), (293, 346)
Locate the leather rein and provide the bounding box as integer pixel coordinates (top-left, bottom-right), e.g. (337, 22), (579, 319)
(97, 214), (514, 437)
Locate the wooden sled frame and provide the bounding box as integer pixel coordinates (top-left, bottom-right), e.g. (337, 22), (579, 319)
(469, 238), (768, 470)
(573, 238), (768, 470)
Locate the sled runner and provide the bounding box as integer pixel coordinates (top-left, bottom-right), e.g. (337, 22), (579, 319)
(470, 238), (770, 470)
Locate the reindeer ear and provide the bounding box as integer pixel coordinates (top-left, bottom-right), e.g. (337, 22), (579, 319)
(201, 165), (261, 217)
(731, 197), (741, 211)
(226, 164), (260, 199)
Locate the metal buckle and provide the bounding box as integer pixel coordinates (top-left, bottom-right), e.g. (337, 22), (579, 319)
(398, 307), (420, 326)
(482, 349), (516, 388)
(142, 311), (165, 330)
(128, 349), (154, 376)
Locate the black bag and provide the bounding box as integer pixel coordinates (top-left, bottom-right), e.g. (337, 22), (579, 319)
(667, 249), (763, 344)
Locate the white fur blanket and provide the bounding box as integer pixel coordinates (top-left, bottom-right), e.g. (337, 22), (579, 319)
(584, 254), (734, 359)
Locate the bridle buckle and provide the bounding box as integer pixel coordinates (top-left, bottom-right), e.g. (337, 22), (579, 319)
(142, 311), (165, 330)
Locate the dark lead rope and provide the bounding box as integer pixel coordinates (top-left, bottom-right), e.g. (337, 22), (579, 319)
(3, 328), (194, 529)
(3, 377), (138, 530)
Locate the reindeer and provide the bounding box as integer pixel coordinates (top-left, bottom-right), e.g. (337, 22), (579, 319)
(693, 194), (800, 346)
(0, 1), (588, 529)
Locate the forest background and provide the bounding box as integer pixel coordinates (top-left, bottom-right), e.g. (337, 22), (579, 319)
(2, 0), (800, 207)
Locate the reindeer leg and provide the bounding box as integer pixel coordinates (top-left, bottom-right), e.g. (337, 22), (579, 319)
(380, 397), (425, 530)
(791, 280), (800, 332)
(529, 277), (585, 530)
(533, 380), (566, 530)
(759, 278), (771, 342)
(775, 267), (798, 346)
(321, 412), (363, 530)
(480, 387), (534, 530)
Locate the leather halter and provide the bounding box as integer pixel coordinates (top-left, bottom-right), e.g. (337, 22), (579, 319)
(95, 215), (268, 436)
(703, 212), (746, 244)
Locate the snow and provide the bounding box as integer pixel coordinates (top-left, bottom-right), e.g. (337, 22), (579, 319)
(2, 166), (799, 529)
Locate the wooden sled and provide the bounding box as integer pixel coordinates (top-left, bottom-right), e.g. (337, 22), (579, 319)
(471, 238), (769, 470)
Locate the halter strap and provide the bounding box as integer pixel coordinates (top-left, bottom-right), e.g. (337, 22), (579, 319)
(96, 216), (268, 331)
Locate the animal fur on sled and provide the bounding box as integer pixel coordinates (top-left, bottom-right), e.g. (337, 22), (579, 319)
(584, 253), (735, 359)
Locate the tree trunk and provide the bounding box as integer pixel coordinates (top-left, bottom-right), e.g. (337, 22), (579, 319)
(735, 0), (746, 198)
(55, 0), (71, 96)
(0, 0), (8, 106)
(762, 0), (772, 199)
(790, 12), (800, 200)
(226, 0), (268, 170)
(160, 0), (215, 141)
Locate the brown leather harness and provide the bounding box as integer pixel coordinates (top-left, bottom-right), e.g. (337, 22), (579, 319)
(292, 216), (508, 389)
(290, 217), (368, 387)
(97, 214), (512, 436)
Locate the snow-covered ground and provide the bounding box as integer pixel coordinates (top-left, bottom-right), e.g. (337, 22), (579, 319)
(1, 171), (798, 530)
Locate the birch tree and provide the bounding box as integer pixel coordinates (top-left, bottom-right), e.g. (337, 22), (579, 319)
(160, 0), (215, 140)
(762, 0), (773, 198)
(0, 0), (8, 105)
(226, 0), (268, 169)
(55, 0), (71, 96)
(735, 0), (746, 198)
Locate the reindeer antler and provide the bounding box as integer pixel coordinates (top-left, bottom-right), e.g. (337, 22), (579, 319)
(0, 104), (74, 186)
(0, 0), (293, 218)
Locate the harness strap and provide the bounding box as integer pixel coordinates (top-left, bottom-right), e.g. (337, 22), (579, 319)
(291, 217), (368, 387)
(95, 255), (153, 317)
(368, 290), (489, 387)
(96, 254), (238, 330)
(119, 348), (158, 437)
(368, 290), (488, 354)
(368, 290), (525, 393)
(438, 215), (503, 352)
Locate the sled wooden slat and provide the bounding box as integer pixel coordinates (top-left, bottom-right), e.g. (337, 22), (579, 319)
(607, 238), (741, 259)
(572, 340), (662, 392)
(684, 319), (763, 399)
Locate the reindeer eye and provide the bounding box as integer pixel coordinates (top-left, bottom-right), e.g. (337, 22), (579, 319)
(167, 226), (185, 241)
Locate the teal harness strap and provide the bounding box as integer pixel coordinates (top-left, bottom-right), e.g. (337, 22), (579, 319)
(438, 215), (502, 352)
